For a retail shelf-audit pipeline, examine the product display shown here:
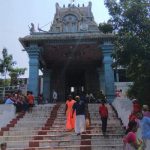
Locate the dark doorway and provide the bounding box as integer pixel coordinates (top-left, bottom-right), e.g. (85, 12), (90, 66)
(65, 69), (85, 99)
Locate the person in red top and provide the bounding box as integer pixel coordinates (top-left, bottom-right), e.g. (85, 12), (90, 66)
(129, 112), (138, 122)
(132, 99), (141, 113)
(99, 100), (108, 135)
(27, 91), (34, 112)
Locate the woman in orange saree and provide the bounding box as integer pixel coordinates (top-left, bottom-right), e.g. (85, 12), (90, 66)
(65, 95), (76, 131)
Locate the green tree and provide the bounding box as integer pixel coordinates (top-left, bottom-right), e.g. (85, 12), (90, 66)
(105, 0), (150, 104)
(9, 68), (26, 85)
(98, 22), (113, 33)
(0, 48), (26, 87)
(0, 48), (16, 86)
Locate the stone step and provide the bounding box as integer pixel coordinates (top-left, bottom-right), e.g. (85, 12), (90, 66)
(9, 127), (41, 131)
(0, 103), (124, 150)
(0, 133), (124, 141)
(3, 129), (124, 136)
(14, 124), (44, 128)
(7, 145), (123, 150)
(53, 121), (121, 125)
(39, 141), (123, 148)
(6, 139), (123, 149)
(50, 125), (122, 128)
(7, 139), (123, 149)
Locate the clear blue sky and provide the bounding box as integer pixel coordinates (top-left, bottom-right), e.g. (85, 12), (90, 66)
(0, 0), (110, 78)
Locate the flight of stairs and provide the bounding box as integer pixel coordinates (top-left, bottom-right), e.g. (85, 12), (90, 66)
(0, 103), (124, 150)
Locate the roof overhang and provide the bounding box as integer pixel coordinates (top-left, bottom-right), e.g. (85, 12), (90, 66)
(19, 32), (115, 48)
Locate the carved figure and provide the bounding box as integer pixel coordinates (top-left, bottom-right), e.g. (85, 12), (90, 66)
(56, 3), (59, 9)
(63, 15), (78, 32)
(29, 23), (35, 34)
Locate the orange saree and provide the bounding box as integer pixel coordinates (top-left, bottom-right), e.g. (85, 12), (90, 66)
(66, 99), (76, 130)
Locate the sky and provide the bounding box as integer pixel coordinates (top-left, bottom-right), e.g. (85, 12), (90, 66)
(0, 0), (110, 78)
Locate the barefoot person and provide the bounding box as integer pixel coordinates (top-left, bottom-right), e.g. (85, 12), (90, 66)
(99, 100), (108, 135)
(65, 95), (76, 131)
(72, 96), (86, 135)
(123, 121), (142, 150)
(27, 91), (34, 113)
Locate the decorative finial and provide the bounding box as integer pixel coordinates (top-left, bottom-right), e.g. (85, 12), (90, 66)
(69, 0), (75, 6)
(56, 2), (59, 8)
(89, 1), (92, 7)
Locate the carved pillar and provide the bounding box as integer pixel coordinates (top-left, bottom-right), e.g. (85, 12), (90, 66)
(43, 69), (51, 103)
(101, 42), (115, 103)
(26, 44), (40, 102)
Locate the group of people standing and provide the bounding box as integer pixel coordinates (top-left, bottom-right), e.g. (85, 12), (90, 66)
(65, 94), (109, 136)
(65, 95), (87, 135)
(65, 94), (150, 149)
(123, 99), (150, 150)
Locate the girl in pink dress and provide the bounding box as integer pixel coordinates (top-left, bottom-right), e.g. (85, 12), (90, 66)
(123, 121), (142, 150)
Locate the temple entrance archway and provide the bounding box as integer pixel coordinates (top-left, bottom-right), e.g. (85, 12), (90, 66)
(20, 2), (115, 102)
(65, 68), (85, 98)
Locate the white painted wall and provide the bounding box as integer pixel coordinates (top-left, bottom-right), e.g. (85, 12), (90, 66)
(115, 82), (133, 99)
(0, 104), (16, 128)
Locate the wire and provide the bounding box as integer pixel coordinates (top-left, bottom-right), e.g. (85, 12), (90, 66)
(39, 21), (51, 29)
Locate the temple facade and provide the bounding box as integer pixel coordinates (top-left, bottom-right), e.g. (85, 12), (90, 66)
(19, 2), (115, 102)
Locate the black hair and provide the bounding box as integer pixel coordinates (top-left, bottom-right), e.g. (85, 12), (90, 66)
(125, 121), (137, 135)
(68, 94), (72, 98)
(0, 142), (6, 147)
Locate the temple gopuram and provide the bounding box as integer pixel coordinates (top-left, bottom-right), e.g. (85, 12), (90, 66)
(19, 2), (115, 102)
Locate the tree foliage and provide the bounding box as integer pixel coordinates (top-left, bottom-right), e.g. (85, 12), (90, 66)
(105, 0), (150, 104)
(9, 68), (26, 85)
(0, 48), (16, 75)
(0, 48), (26, 86)
(98, 22), (113, 33)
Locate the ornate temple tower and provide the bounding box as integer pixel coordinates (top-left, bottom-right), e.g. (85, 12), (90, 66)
(19, 2), (115, 103)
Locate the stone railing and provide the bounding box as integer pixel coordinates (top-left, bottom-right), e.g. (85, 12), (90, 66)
(112, 98), (133, 128)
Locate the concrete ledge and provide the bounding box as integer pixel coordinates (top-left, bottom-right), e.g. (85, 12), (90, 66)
(112, 98), (132, 127)
(0, 104), (16, 128)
